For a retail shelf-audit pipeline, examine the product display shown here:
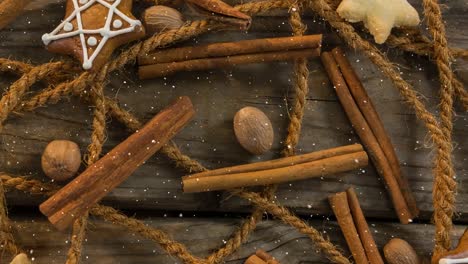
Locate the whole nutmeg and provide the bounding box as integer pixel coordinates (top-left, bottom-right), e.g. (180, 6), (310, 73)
(233, 106), (274, 155)
(41, 140), (81, 181)
(10, 253), (32, 264)
(143, 5), (185, 36)
(384, 238), (421, 264)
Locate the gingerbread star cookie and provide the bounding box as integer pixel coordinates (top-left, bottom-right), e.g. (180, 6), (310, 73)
(42, 0), (145, 70)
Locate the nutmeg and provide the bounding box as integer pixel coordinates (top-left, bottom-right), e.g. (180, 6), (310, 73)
(233, 106), (274, 155)
(142, 5), (185, 36)
(384, 238), (421, 264)
(10, 253), (31, 264)
(41, 140), (81, 181)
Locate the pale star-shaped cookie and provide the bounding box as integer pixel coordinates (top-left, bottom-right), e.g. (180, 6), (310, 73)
(437, 228), (468, 263)
(337, 0), (420, 44)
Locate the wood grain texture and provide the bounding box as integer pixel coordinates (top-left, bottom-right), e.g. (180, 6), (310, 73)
(0, 0), (467, 262)
(0, 215), (466, 264)
(0, 216), (464, 264)
(0, 0), (466, 242)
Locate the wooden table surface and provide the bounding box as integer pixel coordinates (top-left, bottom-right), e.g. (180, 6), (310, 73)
(0, 0), (467, 263)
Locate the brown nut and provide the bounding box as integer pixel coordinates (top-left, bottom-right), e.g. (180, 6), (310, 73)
(384, 238), (421, 264)
(10, 253), (31, 264)
(143, 5), (185, 36)
(234, 106), (274, 155)
(41, 140), (81, 181)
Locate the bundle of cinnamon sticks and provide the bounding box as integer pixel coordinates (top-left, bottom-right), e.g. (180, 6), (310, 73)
(329, 188), (384, 264)
(321, 47), (418, 224)
(138, 35), (322, 79)
(183, 144), (367, 193)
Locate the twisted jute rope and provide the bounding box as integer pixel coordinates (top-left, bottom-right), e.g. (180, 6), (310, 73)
(0, 173), (206, 264)
(110, 2), (342, 262)
(306, 0), (464, 259)
(14, 1), (290, 113)
(0, 0), (467, 262)
(0, 181), (19, 257)
(0, 2), (349, 260)
(321, 0), (461, 256)
(0, 61), (67, 130)
(204, 5), (315, 260)
(421, 0), (458, 259)
(36, 1), (314, 263)
(281, 1), (309, 158)
(385, 29), (468, 111)
(65, 69), (108, 264)
(0, 61), (69, 259)
(2, 1), (347, 263)
(90, 89), (349, 263)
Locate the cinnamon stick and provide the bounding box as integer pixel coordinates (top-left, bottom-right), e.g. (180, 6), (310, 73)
(40, 96), (195, 230)
(138, 35), (323, 65)
(346, 187), (385, 264)
(331, 47), (418, 219)
(139, 48), (321, 79)
(329, 192), (369, 264)
(0, 0), (31, 30)
(321, 51), (412, 224)
(183, 145), (368, 193)
(194, 144), (363, 178)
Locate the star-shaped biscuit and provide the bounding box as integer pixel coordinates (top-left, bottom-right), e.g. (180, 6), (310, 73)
(437, 228), (468, 264)
(42, 0), (145, 70)
(337, 0), (420, 44)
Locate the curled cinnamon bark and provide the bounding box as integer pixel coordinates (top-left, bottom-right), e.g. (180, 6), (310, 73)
(186, 0), (251, 30)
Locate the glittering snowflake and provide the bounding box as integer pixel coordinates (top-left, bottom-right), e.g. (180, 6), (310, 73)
(42, 0), (142, 69)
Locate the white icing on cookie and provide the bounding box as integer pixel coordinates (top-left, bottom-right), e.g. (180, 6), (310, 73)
(63, 22), (73, 31)
(42, 0), (142, 70)
(113, 19), (123, 28)
(87, 36), (97, 46)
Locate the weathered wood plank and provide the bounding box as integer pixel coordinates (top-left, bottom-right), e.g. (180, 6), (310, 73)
(0, 0), (467, 223)
(0, 216), (466, 263)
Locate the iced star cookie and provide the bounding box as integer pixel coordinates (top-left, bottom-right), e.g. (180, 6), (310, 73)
(42, 0), (145, 70)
